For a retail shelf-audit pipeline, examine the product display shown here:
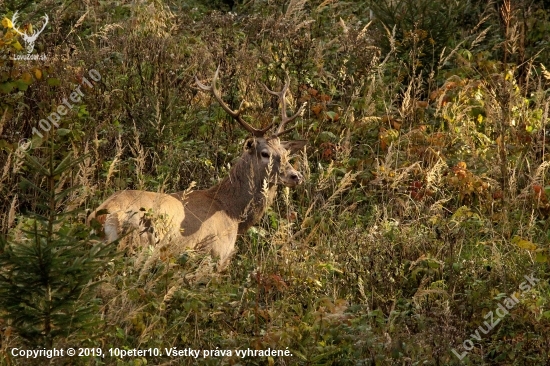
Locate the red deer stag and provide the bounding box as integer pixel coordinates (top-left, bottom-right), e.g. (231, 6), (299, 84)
(88, 67), (306, 270)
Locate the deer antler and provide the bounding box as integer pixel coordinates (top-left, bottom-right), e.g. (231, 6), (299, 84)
(195, 66), (273, 138)
(262, 74), (305, 137)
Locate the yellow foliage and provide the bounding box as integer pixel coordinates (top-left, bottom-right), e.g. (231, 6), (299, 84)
(21, 73), (33, 84)
(1, 18), (13, 29)
(512, 236), (537, 251)
(451, 206), (480, 222)
(12, 40), (22, 51)
(4, 30), (15, 41)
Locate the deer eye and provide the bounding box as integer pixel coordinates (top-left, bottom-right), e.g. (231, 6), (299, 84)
(261, 151), (270, 158)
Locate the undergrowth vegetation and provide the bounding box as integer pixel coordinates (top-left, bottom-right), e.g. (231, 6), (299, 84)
(1, 0), (550, 364)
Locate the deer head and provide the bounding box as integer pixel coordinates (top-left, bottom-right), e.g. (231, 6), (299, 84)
(195, 67), (307, 189)
(10, 11), (49, 54)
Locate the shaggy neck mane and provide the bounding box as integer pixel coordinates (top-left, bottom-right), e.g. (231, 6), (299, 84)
(205, 154), (277, 232)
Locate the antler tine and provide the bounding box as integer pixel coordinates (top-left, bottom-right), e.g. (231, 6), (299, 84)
(262, 74), (305, 137)
(195, 66), (269, 137)
(37, 14), (49, 34)
(10, 11), (25, 36)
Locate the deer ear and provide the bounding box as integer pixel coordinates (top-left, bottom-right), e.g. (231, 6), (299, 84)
(281, 140), (307, 154)
(244, 138), (257, 152)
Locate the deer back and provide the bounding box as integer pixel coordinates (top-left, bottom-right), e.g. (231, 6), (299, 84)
(87, 190), (185, 244)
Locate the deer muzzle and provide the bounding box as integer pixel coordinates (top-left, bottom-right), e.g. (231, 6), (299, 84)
(280, 169), (303, 187)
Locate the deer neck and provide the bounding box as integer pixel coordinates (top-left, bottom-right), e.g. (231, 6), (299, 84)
(206, 156), (277, 233)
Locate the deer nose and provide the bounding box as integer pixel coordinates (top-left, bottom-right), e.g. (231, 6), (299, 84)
(290, 171), (303, 184)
